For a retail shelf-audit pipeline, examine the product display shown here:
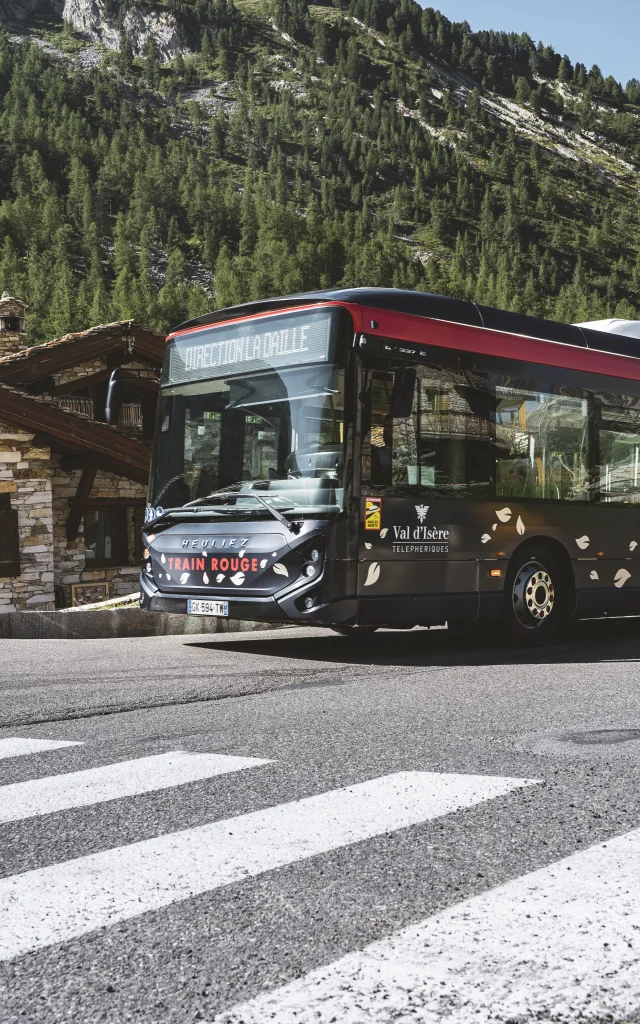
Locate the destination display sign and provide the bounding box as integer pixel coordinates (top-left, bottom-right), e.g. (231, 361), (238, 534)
(165, 309), (334, 385)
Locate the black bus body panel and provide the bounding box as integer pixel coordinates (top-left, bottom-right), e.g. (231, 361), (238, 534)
(356, 497), (640, 624)
(139, 498), (640, 626)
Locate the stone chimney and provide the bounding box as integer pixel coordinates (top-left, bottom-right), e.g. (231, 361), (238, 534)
(0, 293), (28, 358)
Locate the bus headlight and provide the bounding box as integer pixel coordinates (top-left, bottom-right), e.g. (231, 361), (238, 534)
(299, 541), (324, 581)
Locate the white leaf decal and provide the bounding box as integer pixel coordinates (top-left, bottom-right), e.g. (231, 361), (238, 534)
(379, 528), (389, 538)
(481, 534), (491, 544)
(575, 536), (590, 550)
(614, 568), (632, 589)
(161, 553), (166, 564)
(230, 572), (245, 586)
(495, 508), (512, 523)
(589, 570), (599, 580)
(179, 573), (190, 585)
(273, 563), (289, 577)
(260, 559), (268, 568)
(147, 534), (155, 543)
(216, 573), (225, 583)
(492, 524), (498, 531)
(271, 552), (277, 557)
(630, 541), (638, 552)
(364, 562), (381, 587)
(239, 550), (245, 558)
(365, 542), (372, 550)
(165, 574), (171, 581)
(203, 572), (209, 585)
(516, 516), (525, 536)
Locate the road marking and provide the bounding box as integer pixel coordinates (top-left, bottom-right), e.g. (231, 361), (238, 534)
(0, 737), (82, 761)
(0, 771), (534, 961)
(215, 828), (640, 1024)
(0, 751), (273, 824)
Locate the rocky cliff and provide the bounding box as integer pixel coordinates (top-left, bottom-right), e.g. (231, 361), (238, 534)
(62, 0), (181, 57)
(0, 0), (182, 58)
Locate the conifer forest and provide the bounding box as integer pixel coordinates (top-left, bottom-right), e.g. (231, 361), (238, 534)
(1, 0), (640, 341)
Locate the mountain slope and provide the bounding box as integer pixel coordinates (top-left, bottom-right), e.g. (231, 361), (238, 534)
(1, 0), (639, 341)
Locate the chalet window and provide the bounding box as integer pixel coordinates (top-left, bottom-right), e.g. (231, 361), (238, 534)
(0, 496), (20, 577)
(84, 507), (129, 568)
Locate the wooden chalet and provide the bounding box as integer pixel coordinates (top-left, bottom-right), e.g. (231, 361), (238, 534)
(0, 293), (165, 611)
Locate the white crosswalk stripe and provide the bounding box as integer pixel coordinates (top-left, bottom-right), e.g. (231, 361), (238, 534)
(0, 769), (536, 962)
(214, 828), (640, 1024)
(0, 737), (82, 760)
(0, 751), (272, 823)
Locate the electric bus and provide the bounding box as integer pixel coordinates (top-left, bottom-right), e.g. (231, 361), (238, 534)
(137, 288), (640, 644)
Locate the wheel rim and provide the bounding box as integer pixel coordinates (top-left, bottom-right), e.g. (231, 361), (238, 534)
(512, 559), (555, 629)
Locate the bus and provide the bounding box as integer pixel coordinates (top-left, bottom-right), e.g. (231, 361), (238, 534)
(136, 288), (640, 645)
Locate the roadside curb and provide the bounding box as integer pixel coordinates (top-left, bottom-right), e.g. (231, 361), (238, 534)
(0, 609), (284, 640)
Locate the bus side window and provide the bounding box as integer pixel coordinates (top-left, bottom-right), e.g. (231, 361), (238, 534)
(598, 402), (640, 504)
(494, 384), (589, 501)
(363, 364), (492, 497)
(367, 372), (394, 487)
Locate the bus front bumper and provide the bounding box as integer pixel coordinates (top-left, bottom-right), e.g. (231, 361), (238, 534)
(139, 572), (357, 626)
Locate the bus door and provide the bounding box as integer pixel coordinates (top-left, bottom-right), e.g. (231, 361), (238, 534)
(357, 358), (494, 625)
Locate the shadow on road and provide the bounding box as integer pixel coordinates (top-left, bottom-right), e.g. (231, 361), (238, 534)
(188, 617), (640, 669)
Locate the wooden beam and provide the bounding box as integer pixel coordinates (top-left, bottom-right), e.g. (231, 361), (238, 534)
(0, 384), (151, 473)
(52, 369), (112, 397)
(0, 324), (165, 386)
(0, 332), (124, 384)
(66, 459), (99, 542)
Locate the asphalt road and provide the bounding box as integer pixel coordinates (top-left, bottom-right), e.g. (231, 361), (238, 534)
(1, 620), (640, 1023)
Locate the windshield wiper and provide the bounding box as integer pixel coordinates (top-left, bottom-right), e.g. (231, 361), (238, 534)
(183, 491), (299, 533)
(252, 494), (299, 533)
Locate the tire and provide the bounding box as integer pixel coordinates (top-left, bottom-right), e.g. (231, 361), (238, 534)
(502, 544), (567, 646)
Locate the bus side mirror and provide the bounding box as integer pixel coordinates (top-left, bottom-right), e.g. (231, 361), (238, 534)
(390, 367), (416, 419)
(105, 368), (160, 425)
(105, 369), (124, 425)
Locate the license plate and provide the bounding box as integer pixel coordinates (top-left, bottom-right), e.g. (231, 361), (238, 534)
(187, 599), (229, 617)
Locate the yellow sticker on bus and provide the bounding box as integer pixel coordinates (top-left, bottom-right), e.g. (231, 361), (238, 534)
(365, 498), (382, 531)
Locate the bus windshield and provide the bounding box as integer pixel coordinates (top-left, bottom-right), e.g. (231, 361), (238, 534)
(150, 322), (346, 517)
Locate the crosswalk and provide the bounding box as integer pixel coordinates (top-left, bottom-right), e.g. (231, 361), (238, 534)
(215, 829), (640, 1024)
(0, 737), (81, 759)
(0, 751), (271, 824)
(0, 736), (638, 1022)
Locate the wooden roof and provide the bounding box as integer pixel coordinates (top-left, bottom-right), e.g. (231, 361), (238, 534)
(0, 321), (166, 386)
(0, 384), (151, 485)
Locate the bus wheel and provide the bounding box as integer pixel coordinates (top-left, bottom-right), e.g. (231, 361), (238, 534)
(330, 626), (378, 636)
(503, 545), (565, 645)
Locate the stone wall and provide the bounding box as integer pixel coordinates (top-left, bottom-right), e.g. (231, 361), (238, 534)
(0, 294), (28, 358)
(51, 358), (155, 391)
(51, 460), (147, 607)
(0, 430), (147, 612)
(0, 423), (55, 612)
(52, 357), (107, 389)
